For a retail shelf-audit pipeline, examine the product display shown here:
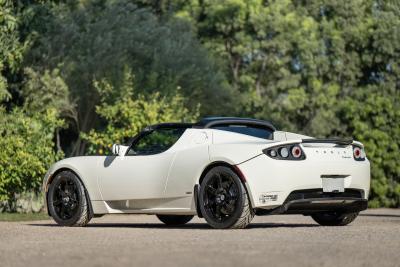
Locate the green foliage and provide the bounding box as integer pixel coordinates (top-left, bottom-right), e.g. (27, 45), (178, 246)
(0, 2), (66, 209)
(82, 70), (199, 155)
(27, 0), (230, 155)
(341, 85), (400, 207)
(0, 0), (399, 208)
(0, 107), (64, 204)
(0, 0), (25, 74)
(0, 63), (8, 101)
(22, 68), (74, 115)
(171, 0), (400, 207)
(0, 0), (22, 101)
(131, 128), (185, 155)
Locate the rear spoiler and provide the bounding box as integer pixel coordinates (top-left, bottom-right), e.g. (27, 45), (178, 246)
(301, 138), (353, 146)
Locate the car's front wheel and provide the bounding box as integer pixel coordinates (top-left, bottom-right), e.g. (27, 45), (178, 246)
(311, 211), (359, 226)
(47, 170), (91, 226)
(156, 215), (194, 226)
(199, 166), (254, 229)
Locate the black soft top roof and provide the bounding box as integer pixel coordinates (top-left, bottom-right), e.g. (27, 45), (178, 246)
(146, 117), (276, 131)
(143, 122), (193, 131)
(194, 117), (276, 131)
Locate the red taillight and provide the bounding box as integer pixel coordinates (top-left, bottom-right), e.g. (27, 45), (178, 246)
(291, 145), (302, 158)
(263, 143), (306, 160)
(354, 147), (360, 157)
(353, 146), (364, 160)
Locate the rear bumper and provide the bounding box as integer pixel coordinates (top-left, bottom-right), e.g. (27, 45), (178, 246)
(238, 153), (370, 208)
(255, 189), (368, 215)
(283, 198), (367, 214)
(256, 198), (367, 215)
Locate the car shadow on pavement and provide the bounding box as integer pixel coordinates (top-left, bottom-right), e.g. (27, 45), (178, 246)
(27, 222), (318, 229)
(359, 213), (400, 218)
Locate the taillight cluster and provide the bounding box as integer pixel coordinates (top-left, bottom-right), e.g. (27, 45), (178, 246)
(353, 145), (366, 161)
(263, 144), (306, 160)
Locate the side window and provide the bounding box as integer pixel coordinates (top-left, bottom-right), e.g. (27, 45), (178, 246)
(127, 128), (186, 155)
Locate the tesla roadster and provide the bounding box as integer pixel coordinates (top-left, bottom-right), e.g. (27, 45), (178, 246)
(43, 117), (370, 229)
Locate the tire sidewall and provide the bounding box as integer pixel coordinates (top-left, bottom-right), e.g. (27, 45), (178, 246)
(199, 166), (246, 229)
(47, 171), (87, 226)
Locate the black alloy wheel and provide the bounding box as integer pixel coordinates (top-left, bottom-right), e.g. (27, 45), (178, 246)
(47, 170), (91, 226)
(199, 166), (254, 229)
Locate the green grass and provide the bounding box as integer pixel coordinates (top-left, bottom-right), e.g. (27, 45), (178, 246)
(0, 212), (50, 222)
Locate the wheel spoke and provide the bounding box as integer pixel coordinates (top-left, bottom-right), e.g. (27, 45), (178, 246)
(206, 185), (217, 195)
(57, 184), (64, 197)
(65, 182), (76, 195)
(53, 199), (62, 206)
(222, 181), (231, 191)
(230, 194), (238, 201)
(215, 205), (222, 220)
(204, 197), (215, 208)
(64, 183), (71, 193)
(64, 205), (72, 217)
(224, 202), (235, 214)
(215, 173), (223, 190)
(51, 178), (81, 220)
(203, 170), (243, 223)
(228, 184), (238, 199)
(59, 205), (66, 219)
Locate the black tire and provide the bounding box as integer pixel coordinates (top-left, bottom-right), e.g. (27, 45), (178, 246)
(47, 170), (91, 227)
(156, 215), (194, 226)
(199, 166), (254, 229)
(311, 211), (359, 226)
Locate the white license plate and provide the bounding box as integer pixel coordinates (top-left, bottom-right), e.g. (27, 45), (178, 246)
(322, 178), (344, 193)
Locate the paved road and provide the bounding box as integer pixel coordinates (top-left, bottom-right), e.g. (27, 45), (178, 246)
(0, 209), (399, 267)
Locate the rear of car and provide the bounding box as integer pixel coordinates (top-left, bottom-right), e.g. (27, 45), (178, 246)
(238, 139), (370, 215)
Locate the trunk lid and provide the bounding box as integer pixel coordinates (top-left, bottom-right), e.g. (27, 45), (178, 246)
(301, 139), (355, 161)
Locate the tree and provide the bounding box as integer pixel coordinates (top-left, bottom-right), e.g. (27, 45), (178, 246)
(0, 0), (24, 101)
(341, 85), (400, 207)
(82, 70), (199, 155)
(22, 67), (76, 152)
(157, 0), (400, 207)
(0, 107), (64, 208)
(0, 1), (65, 210)
(0, 0), (399, 208)
(27, 0), (231, 155)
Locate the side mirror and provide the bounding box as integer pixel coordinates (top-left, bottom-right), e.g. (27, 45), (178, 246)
(111, 144), (129, 157)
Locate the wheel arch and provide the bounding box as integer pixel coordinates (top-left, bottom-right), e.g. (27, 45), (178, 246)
(194, 161), (253, 218)
(45, 167), (94, 218)
(197, 161), (246, 185)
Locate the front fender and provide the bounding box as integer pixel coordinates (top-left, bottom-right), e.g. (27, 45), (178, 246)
(42, 157), (104, 203)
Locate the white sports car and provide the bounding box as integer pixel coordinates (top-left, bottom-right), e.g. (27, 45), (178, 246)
(43, 117), (370, 229)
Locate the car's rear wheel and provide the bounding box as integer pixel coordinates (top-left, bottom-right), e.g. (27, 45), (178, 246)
(47, 170), (91, 226)
(311, 211), (359, 226)
(199, 166), (254, 229)
(156, 215), (194, 226)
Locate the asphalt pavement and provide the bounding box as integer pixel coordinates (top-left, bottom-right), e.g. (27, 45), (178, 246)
(0, 208), (399, 267)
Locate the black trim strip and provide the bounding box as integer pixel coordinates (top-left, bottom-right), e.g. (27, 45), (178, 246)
(193, 185), (203, 218)
(302, 138), (353, 146)
(256, 198), (368, 215)
(320, 175), (349, 179)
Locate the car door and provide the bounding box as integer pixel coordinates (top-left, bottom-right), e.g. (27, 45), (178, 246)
(98, 127), (187, 201)
(164, 129), (211, 198)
